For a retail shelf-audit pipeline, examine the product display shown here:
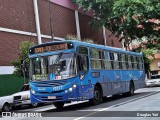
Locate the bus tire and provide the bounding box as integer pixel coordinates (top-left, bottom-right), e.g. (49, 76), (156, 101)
(125, 81), (134, 96)
(30, 103), (39, 107)
(129, 81), (135, 96)
(2, 103), (10, 112)
(89, 85), (103, 105)
(54, 102), (64, 110)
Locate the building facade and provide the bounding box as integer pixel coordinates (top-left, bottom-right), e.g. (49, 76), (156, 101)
(0, 0), (122, 74)
(150, 53), (160, 75)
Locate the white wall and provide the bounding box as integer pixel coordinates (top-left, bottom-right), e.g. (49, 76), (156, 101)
(0, 66), (15, 75)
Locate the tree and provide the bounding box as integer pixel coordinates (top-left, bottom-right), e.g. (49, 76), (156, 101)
(112, 0), (160, 43)
(72, 0), (114, 28)
(11, 41), (34, 80)
(72, 0), (160, 44)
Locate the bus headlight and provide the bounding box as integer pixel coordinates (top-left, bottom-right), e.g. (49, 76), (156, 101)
(73, 84), (77, 88)
(31, 89), (36, 94)
(69, 88), (73, 92)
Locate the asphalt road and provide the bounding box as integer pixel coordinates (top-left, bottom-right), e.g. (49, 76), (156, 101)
(1, 87), (160, 120)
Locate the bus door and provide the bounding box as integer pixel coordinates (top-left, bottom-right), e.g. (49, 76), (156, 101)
(77, 46), (91, 100)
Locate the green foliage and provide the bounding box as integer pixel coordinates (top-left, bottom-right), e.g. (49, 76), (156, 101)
(83, 38), (96, 44)
(72, 0), (114, 28)
(65, 34), (95, 43)
(0, 74), (24, 97)
(72, 0), (160, 43)
(143, 54), (151, 74)
(141, 48), (158, 58)
(65, 34), (80, 40)
(133, 47), (158, 74)
(141, 48), (157, 73)
(11, 41), (34, 79)
(112, 0), (160, 39)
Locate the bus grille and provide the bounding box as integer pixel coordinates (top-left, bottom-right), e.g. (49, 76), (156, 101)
(34, 81), (67, 87)
(38, 90), (64, 94)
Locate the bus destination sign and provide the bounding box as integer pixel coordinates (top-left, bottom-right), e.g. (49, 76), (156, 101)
(34, 43), (68, 53)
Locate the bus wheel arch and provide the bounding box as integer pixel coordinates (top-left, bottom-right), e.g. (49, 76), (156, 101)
(89, 83), (103, 105)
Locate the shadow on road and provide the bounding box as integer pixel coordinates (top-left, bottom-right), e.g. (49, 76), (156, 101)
(46, 92), (155, 112)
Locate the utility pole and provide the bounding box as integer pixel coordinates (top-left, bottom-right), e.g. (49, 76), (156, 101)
(48, 0), (54, 41)
(33, 0), (42, 44)
(103, 26), (107, 46)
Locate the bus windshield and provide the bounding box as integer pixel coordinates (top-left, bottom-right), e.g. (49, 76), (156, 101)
(30, 53), (77, 81)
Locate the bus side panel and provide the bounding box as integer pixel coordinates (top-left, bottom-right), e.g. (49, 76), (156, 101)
(121, 70), (145, 91)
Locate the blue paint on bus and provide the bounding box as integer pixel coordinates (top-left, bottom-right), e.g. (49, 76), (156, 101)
(29, 40), (145, 104)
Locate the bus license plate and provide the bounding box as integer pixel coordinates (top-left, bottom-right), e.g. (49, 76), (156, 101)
(48, 96), (56, 99)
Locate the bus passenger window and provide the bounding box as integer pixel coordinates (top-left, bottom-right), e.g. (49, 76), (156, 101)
(118, 54), (122, 69)
(90, 48), (103, 69)
(121, 54), (126, 69)
(104, 51), (111, 69)
(78, 55), (88, 71)
(114, 53), (119, 69)
(139, 57), (144, 70)
(78, 46), (89, 71)
(125, 55), (129, 69)
(109, 52), (114, 69)
(128, 55), (132, 69)
(131, 56), (134, 69)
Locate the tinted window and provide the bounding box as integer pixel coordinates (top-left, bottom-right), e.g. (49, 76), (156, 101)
(78, 47), (88, 55)
(90, 48), (103, 69)
(19, 85), (30, 91)
(151, 75), (160, 79)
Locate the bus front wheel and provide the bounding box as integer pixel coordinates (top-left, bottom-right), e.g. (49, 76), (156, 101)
(89, 85), (103, 105)
(54, 102), (64, 110)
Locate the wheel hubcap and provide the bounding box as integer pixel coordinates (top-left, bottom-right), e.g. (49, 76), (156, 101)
(94, 90), (99, 101)
(4, 106), (9, 111)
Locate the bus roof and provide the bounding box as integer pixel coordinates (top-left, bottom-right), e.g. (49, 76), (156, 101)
(69, 40), (142, 56)
(30, 40), (142, 56)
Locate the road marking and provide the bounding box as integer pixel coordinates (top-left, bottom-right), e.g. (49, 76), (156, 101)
(74, 91), (160, 120)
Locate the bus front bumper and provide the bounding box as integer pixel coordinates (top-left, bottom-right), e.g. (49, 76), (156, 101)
(30, 87), (81, 103)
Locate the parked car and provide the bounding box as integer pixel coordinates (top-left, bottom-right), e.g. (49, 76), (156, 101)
(12, 84), (38, 109)
(145, 74), (160, 87)
(0, 95), (13, 112)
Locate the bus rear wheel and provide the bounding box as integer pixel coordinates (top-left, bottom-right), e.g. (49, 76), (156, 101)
(129, 82), (135, 96)
(54, 102), (64, 110)
(124, 82), (134, 96)
(89, 85), (103, 105)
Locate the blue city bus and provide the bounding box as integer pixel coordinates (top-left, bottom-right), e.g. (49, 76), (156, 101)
(29, 40), (145, 109)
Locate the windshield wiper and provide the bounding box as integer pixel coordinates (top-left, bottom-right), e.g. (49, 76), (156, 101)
(50, 52), (63, 73)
